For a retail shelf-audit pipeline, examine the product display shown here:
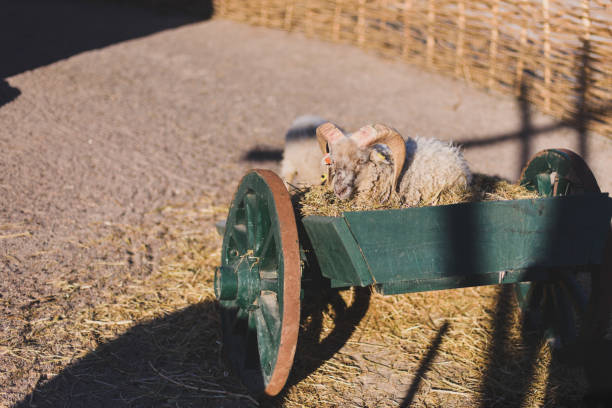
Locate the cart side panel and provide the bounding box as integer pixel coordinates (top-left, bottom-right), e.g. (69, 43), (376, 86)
(343, 193), (611, 286)
(301, 216), (373, 287)
(376, 268), (552, 295)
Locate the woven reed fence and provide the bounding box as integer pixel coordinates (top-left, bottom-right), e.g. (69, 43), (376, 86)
(214, 0), (612, 138)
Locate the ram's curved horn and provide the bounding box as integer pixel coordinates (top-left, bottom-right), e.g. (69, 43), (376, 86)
(316, 123), (345, 155)
(351, 124), (406, 192)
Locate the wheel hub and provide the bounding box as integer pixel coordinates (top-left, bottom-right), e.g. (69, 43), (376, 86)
(215, 256), (262, 309)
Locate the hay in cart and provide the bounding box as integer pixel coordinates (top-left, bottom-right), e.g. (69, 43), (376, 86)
(298, 173), (539, 217)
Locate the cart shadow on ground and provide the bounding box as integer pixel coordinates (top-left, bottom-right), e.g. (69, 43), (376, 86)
(274, 284), (372, 397)
(14, 301), (256, 408)
(13, 283), (371, 408)
(399, 321), (451, 407)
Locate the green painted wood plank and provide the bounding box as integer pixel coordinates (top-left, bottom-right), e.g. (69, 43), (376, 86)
(302, 216), (373, 286)
(330, 279), (353, 288)
(375, 268), (553, 295)
(342, 193), (611, 284)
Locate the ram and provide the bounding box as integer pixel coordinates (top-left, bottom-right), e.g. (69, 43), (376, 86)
(316, 122), (472, 206)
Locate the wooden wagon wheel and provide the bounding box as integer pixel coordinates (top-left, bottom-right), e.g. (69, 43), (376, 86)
(215, 169), (301, 396)
(516, 148), (608, 358)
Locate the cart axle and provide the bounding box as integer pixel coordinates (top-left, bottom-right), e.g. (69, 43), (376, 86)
(215, 258), (279, 307)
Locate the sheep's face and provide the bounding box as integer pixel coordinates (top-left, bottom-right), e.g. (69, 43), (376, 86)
(317, 122), (406, 203)
(328, 138), (370, 200)
(355, 144), (395, 202)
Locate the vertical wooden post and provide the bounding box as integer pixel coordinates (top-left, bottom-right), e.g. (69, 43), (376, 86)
(515, 0), (528, 93)
(578, 0), (592, 134)
(426, 0), (436, 67)
(284, 0), (294, 31)
(260, 0), (269, 26)
(357, 0), (367, 47)
(216, 0), (227, 17)
(333, 0), (343, 41)
(306, 0), (314, 37)
(581, 0), (590, 42)
(455, 0), (466, 76)
(542, 0), (551, 112)
(402, 0), (414, 59)
(488, 0), (500, 89)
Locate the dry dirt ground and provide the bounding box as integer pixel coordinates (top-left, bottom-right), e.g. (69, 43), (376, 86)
(1, 2), (611, 407)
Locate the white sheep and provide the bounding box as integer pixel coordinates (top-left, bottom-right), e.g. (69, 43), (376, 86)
(280, 115), (327, 188)
(316, 122), (472, 206)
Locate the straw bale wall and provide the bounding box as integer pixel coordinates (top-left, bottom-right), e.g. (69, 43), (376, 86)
(214, 0), (612, 138)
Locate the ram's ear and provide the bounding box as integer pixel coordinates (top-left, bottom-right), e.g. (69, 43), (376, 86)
(369, 144), (392, 164)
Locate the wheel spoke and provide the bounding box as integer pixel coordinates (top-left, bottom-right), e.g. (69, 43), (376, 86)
(257, 193), (271, 253)
(259, 233), (279, 272)
(259, 291), (281, 340)
(245, 193), (258, 250)
(234, 204), (246, 227)
(260, 274), (279, 293)
(253, 306), (277, 378)
(536, 173), (553, 197)
(256, 229), (274, 258)
(230, 224), (248, 255)
(556, 177), (572, 196)
(259, 233), (280, 292)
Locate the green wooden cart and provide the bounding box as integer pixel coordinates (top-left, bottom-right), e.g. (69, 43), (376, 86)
(214, 149), (612, 396)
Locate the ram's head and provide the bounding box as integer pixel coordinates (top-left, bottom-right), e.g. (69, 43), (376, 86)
(316, 122), (406, 201)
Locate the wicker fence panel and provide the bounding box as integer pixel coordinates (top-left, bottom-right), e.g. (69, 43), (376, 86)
(214, 0), (612, 138)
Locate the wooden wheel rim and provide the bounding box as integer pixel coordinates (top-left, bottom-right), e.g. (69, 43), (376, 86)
(256, 169), (300, 396)
(517, 148), (602, 350)
(218, 169), (300, 396)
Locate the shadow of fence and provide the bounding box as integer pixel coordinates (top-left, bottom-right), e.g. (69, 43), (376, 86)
(400, 321), (450, 407)
(457, 40), (611, 179)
